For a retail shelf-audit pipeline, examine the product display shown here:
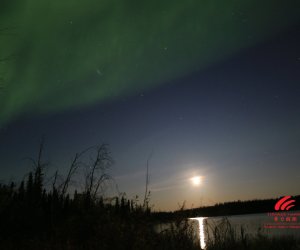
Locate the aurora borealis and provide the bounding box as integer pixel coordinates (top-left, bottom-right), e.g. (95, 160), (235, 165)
(1, 1), (300, 211)
(1, 0), (300, 124)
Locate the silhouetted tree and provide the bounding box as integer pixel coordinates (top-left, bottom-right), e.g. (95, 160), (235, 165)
(26, 172), (33, 196)
(85, 144), (113, 200)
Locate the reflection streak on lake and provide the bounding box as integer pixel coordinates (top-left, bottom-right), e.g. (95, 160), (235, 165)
(190, 217), (207, 249)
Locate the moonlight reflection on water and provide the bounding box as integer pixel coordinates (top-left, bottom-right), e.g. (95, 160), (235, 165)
(190, 217), (207, 249)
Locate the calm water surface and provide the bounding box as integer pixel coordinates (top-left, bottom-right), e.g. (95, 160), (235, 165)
(190, 212), (300, 249)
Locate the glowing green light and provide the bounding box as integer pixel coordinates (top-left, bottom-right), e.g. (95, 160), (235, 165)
(0, 0), (299, 124)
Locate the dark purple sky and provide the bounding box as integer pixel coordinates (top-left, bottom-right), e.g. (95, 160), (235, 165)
(0, 21), (300, 210)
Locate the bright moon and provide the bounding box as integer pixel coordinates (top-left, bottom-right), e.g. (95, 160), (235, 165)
(191, 176), (202, 186)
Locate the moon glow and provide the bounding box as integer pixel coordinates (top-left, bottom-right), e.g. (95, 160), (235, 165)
(191, 176), (202, 186)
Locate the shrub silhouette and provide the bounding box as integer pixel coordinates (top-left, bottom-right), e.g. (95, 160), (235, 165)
(0, 143), (199, 250)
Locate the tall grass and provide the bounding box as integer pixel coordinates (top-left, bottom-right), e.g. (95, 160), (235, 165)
(205, 217), (300, 250)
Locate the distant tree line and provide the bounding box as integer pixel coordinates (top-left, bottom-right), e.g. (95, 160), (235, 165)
(153, 196), (300, 222)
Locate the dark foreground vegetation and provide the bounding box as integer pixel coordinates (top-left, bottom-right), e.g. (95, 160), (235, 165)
(0, 179), (199, 250)
(1, 143), (299, 249)
(0, 143), (199, 250)
(205, 218), (300, 250)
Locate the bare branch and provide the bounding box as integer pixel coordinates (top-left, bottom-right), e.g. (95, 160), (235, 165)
(85, 144), (113, 199)
(143, 150), (153, 209)
(60, 145), (96, 197)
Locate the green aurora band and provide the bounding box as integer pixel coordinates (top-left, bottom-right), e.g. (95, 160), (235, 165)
(0, 0), (299, 124)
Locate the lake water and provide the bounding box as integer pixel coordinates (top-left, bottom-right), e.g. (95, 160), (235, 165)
(190, 211), (300, 249)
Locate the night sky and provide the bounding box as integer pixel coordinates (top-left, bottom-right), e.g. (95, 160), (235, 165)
(1, 1), (300, 211)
